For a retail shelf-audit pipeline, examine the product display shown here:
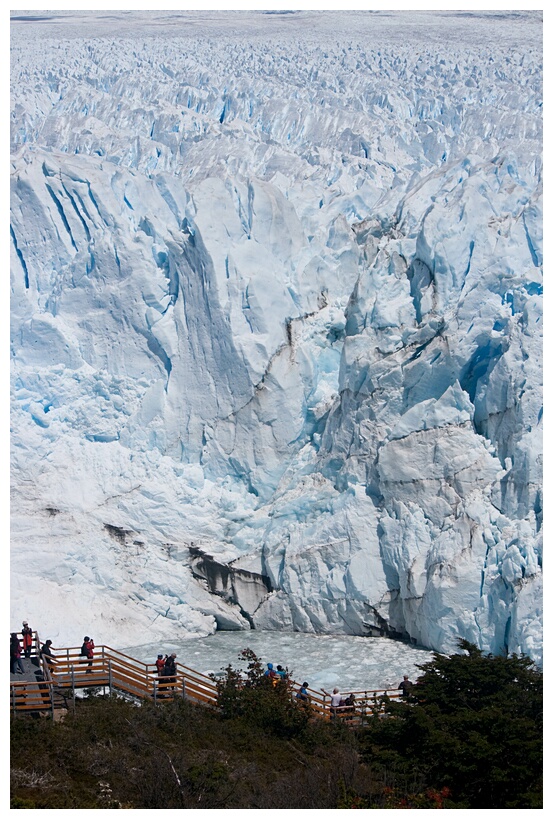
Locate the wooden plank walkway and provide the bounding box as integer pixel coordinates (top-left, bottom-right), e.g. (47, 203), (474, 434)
(10, 632), (403, 722)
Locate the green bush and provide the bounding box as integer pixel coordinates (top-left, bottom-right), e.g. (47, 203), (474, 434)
(362, 639), (542, 808)
(213, 648), (310, 738)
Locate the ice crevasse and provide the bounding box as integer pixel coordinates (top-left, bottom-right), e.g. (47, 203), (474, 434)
(9, 11), (542, 663)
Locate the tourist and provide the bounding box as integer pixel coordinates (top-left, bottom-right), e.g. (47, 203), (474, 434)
(162, 653), (177, 691)
(11, 633), (25, 675)
(80, 636), (95, 672)
(398, 675), (413, 697)
(264, 662), (278, 680)
(40, 639), (56, 666)
(21, 621), (33, 658)
(276, 664), (287, 680)
(343, 692), (356, 721)
(330, 687), (342, 719)
(296, 681), (310, 703)
(155, 654), (165, 676)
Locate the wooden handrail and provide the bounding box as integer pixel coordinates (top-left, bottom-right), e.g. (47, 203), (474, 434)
(321, 687), (403, 699)
(13, 629), (40, 656)
(11, 641), (398, 722)
(45, 647), (219, 707)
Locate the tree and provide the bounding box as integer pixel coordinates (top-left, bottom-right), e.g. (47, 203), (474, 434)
(363, 640), (542, 808)
(212, 648), (310, 738)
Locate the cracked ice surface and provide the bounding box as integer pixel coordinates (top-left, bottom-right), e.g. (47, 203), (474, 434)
(10, 10), (542, 664)
(127, 632), (435, 694)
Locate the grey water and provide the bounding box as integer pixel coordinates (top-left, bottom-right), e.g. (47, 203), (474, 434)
(124, 631), (434, 693)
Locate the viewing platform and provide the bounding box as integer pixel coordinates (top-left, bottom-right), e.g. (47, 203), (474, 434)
(10, 631), (403, 723)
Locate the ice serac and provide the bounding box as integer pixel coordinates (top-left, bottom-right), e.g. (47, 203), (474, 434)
(10, 11), (542, 662)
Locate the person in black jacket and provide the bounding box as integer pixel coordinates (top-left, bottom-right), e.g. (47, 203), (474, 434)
(40, 639), (55, 666)
(10, 633), (25, 674)
(80, 636), (95, 672)
(162, 653), (177, 691)
(398, 675), (413, 697)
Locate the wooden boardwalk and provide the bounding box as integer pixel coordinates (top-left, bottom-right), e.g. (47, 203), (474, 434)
(10, 631), (402, 722)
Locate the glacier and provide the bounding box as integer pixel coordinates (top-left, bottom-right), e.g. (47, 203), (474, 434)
(10, 10), (542, 664)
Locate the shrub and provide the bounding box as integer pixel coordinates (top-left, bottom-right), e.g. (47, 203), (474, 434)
(362, 640), (542, 808)
(213, 648), (310, 738)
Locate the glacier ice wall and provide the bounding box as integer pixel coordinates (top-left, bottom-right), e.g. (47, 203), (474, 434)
(10, 11), (542, 661)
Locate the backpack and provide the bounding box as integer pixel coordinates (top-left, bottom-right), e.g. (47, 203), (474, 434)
(80, 642), (88, 657)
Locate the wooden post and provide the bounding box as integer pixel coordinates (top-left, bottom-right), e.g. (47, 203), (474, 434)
(153, 679), (157, 706)
(108, 658), (112, 696)
(71, 665), (76, 711)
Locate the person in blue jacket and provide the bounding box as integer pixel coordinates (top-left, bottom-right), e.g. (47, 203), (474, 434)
(264, 662), (277, 680)
(276, 664), (287, 680)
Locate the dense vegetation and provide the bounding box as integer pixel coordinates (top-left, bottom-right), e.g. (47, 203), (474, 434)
(11, 642), (542, 809)
(359, 640), (543, 809)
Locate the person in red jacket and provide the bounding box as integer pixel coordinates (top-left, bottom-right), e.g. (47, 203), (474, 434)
(80, 636), (95, 672)
(155, 654), (165, 677)
(21, 622), (33, 658)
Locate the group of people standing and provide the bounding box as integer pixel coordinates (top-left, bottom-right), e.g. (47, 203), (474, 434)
(329, 688), (357, 718)
(263, 662), (288, 683)
(261, 663), (415, 715)
(154, 653), (178, 690)
(330, 676), (414, 713)
(11, 626), (416, 712)
(263, 661), (314, 707)
(11, 627), (177, 683)
(10, 623), (93, 676)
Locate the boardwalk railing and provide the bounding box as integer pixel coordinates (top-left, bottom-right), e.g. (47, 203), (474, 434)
(10, 678), (55, 717)
(35, 644), (218, 708)
(10, 630), (56, 717)
(10, 634), (219, 716)
(319, 687), (403, 725)
(10, 637), (404, 722)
